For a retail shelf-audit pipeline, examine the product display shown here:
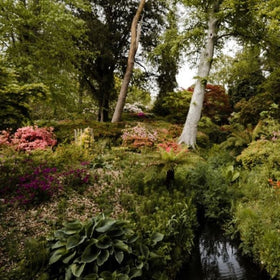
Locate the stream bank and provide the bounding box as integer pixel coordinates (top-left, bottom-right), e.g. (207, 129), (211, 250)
(176, 222), (271, 280)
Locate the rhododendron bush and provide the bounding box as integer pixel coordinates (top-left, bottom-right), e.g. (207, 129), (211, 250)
(0, 126), (57, 151)
(121, 123), (158, 148)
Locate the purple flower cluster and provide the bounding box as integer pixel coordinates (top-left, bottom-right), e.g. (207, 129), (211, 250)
(13, 165), (62, 205)
(5, 163), (91, 206)
(61, 168), (91, 188)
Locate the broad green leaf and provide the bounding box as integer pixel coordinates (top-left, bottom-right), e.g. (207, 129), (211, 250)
(139, 244), (149, 258)
(97, 249), (110, 266)
(118, 274), (129, 280)
(232, 171), (240, 182)
(51, 240), (66, 249)
(62, 221), (83, 235)
(100, 271), (112, 278)
(130, 268), (142, 279)
(83, 273), (99, 280)
(63, 220), (83, 230)
(66, 234), (87, 250)
(63, 251), (76, 264)
(150, 251), (161, 259)
(114, 251), (124, 264)
(96, 235), (112, 249)
(128, 234), (139, 244)
(49, 248), (66, 265)
(70, 262), (86, 278)
(96, 219), (116, 233)
(110, 229), (125, 237)
(54, 230), (65, 239)
(151, 232), (164, 245)
(81, 244), (101, 263)
(65, 267), (72, 280)
(114, 240), (131, 253)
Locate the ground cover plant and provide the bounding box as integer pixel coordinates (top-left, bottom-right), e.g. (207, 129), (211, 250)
(1, 117), (280, 280)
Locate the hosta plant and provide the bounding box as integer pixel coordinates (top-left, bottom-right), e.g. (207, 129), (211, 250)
(46, 215), (166, 280)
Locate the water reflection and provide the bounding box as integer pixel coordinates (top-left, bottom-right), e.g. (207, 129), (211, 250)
(177, 223), (271, 280)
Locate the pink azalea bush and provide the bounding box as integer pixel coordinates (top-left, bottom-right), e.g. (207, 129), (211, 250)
(158, 141), (184, 153)
(0, 126), (57, 151)
(121, 123), (158, 148)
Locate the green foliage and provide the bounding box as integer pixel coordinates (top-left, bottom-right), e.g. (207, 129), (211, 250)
(160, 85), (232, 126)
(233, 93), (274, 125)
(36, 119), (124, 145)
(184, 156), (234, 222)
(236, 139), (280, 169)
(219, 121), (265, 155)
(0, 0), (86, 116)
(232, 169), (280, 278)
(161, 89), (192, 122)
(44, 215), (166, 279)
(0, 57), (48, 130)
(121, 190), (196, 279)
(198, 116), (227, 144)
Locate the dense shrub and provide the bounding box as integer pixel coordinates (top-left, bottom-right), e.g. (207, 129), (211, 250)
(0, 145), (93, 205)
(232, 168), (280, 279)
(121, 123), (158, 149)
(237, 139), (280, 170)
(44, 215), (167, 280)
(183, 151), (235, 223)
(160, 85), (232, 125)
(233, 93), (273, 125)
(121, 190), (196, 279)
(0, 126), (57, 151)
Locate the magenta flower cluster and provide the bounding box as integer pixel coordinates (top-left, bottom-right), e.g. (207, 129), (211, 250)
(61, 168), (91, 187)
(0, 126), (57, 151)
(12, 165), (62, 205)
(5, 164), (91, 205)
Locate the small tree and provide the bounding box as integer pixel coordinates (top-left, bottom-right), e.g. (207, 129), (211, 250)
(112, 0), (146, 123)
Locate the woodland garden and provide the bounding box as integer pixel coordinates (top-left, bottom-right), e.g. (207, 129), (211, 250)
(1, 0), (280, 279)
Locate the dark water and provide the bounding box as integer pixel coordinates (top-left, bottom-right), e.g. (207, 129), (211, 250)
(177, 223), (271, 280)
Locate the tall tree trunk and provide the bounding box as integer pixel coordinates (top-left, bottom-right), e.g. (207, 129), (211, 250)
(178, 8), (219, 148)
(111, 0), (145, 123)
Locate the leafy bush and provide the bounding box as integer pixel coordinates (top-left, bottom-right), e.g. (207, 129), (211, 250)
(233, 185), (280, 278)
(11, 165), (62, 205)
(45, 215), (166, 280)
(0, 57), (48, 130)
(121, 190), (196, 279)
(198, 116), (228, 144)
(161, 85), (232, 125)
(237, 139), (280, 169)
(233, 92), (273, 125)
(0, 126), (57, 151)
(121, 123), (158, 149)
(184, 158), (234, 222)
(0, 145), (93, 205)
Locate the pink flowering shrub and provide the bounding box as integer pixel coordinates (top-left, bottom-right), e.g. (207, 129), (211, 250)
(3, 163), (92, 205)
(158, 141), (184, 154)
(0, 129), (12, 146)
(121, 123), (158, 148)
(0, 126), (57, 151)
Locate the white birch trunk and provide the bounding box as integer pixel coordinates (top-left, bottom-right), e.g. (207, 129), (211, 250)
(178, 9), (219, 148)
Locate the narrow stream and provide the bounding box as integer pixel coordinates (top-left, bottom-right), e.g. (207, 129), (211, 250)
(177, 223), (271, 280)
